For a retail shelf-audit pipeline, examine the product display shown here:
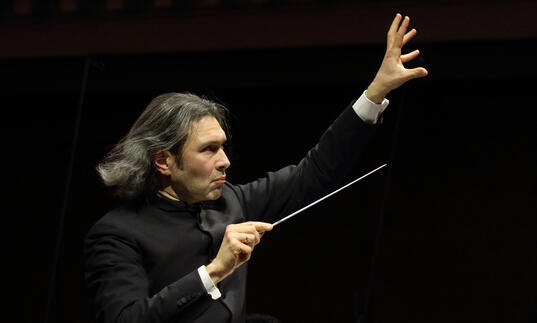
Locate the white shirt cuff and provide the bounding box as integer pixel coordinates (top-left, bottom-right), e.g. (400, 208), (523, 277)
(352, 90), (389, 124)
(197, 265), (221, 300)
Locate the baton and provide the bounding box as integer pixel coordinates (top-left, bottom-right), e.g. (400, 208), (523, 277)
(272, 163), (387, 226)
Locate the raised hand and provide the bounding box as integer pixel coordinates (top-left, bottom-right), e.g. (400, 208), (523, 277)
(366, 13), (428, 103)
(206, 221), (273, 284)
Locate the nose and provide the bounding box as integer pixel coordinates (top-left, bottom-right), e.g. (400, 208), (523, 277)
(216, 148), (230, 171)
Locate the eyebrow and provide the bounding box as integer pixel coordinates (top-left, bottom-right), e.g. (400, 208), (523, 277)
(199, 139), (227, 146)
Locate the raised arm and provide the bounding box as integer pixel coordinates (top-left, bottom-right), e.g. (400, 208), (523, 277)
(233, 14), (429, 225)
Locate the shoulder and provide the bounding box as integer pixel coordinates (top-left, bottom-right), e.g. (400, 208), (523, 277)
(85, 198), (148, 244)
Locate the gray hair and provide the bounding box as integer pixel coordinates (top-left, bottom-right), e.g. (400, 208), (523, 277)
(97, 92), (229, 200)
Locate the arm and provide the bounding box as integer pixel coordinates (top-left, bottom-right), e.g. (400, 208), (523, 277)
(232, 14), (428, 223)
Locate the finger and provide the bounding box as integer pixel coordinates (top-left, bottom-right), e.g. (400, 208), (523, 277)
(241, 233), (258, 246)
(397, 16), (410, 36)
(237, 224), (261, 244)
(251, 230), (261, 244)
(232, 240), (253, 256)
(387, 13), (402, 45)
(249, 233), (259, 245)
(402, 29), (416, 46)
(227, 222), (261, 235)
(229, 231), (256, 248)
(401, 49), (420, 63)
(225, 223), (239, 232)
(406, 67), (429, 80)
(229, 232), (253, 250)
(229, 231), (248, 242)
(226, 224), (260, 246)
(247, 221), (274, 233)
(388, 13), (402, 36)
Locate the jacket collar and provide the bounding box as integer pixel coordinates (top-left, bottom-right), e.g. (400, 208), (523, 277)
(149, 192), (203, 213)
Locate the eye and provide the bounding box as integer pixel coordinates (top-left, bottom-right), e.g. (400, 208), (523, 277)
(202, 145), (219, 152)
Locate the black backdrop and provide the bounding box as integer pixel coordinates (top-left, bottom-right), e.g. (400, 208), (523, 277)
(1, 40), (536, 322)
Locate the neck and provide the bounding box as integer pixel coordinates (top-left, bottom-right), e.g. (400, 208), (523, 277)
(158, 188), (180, 201)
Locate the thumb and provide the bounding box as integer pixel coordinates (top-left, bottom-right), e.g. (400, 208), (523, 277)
(407, 67), (428, 80)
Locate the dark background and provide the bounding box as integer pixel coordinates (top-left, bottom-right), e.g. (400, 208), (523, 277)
(1, 1), (536, 322)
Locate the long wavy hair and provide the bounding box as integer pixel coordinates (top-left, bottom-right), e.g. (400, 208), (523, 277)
(97, 92), (229, 200)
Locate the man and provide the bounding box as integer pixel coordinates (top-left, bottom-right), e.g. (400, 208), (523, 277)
(85, 14), (427, 323)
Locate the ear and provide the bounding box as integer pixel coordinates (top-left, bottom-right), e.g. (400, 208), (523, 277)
(152, 150), (174, 175)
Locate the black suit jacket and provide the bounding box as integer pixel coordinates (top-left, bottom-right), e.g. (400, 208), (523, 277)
(84, 105), (379, 323)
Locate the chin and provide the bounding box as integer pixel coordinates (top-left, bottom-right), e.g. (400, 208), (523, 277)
(206, 188), (223, 201)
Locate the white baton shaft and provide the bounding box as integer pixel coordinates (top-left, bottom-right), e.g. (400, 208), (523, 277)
(272, 163), (387, 227)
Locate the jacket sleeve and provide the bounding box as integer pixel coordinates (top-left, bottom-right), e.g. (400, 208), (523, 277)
(234, 105), (380, 224)
(84, 220), (212, 323)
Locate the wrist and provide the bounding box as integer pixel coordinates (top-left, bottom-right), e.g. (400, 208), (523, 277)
(206, 261), (227, 285)
(366, 80), (390, 104)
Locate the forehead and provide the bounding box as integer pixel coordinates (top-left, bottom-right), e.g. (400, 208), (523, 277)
(188, 116), (226, 145)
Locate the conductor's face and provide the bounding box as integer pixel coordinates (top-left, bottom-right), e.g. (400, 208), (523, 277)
(169, 116), (230, 204)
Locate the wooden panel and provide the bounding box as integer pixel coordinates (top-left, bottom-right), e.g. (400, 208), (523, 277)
(1, 2), (536, 59)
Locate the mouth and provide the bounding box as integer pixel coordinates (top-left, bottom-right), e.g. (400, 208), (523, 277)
(213, 176), (226, 184)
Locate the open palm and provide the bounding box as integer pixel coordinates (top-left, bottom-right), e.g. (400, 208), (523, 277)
(366, 14), (428, 103)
